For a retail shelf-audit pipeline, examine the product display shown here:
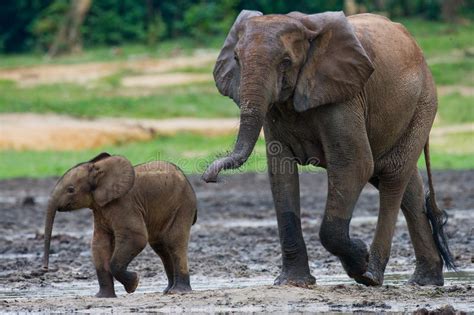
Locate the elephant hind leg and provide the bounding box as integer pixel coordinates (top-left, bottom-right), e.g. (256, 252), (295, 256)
(354, 174), (409, 286)
(167, 245), (192, 294)
(155, 242), (192, 294)
(399, 170), (443, 285)
(150, 242), (175, 293)
(367, 169), (443, 286)
(152, 224), (192, 295)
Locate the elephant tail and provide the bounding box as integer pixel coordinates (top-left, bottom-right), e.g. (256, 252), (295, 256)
(424, 140), (456, 270)
(192, 208), (198, 226)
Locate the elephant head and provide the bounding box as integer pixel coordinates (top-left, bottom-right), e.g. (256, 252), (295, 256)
(202, 11), (374, 182)
(42, 153), (135, 269)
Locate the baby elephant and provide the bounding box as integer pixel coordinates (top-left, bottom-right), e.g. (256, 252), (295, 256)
(42, 153), (197, 298)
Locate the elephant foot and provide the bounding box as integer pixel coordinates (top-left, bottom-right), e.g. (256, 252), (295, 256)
(339, 239), (369, 279)
(163, 284), (171, 294)
(407, 263), (444, 286)
(123, 272), (139, 293)
(164, 283), (192, 294)
(95, 290), (117, 298)
(352, 253), (386, 286)
(274, 271), (316, 288)
(353, 269), (383, 286)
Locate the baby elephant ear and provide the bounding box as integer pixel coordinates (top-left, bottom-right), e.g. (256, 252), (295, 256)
(90, 155), (135, 207)
(88, 152), (111, 163)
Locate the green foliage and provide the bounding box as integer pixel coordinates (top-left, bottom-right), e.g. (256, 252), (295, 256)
(30, 1), (68, 52)
(2, 0), (471, 54)
(181, 0), (238, 41)
(82, 0), (148, 46)
(236, 0), (344, 13)
(0, 0), (54, 53)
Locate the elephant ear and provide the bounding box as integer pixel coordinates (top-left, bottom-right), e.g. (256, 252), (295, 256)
(88, 152), (111, 163)
(213, 9), (262, 105)
(89, 155), (135, 207)
(292, 11), (374, 112)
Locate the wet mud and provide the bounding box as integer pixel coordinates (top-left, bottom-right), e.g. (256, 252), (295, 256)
(0, 170), (473, 312)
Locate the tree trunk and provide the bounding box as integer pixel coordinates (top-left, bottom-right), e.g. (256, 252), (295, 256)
(48, 0), (92, 57)
(442, 0), (465, 23)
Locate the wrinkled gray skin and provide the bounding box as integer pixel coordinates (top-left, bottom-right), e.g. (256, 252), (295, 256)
(203, 11), (453, 287)
(43, 153), (197, 297)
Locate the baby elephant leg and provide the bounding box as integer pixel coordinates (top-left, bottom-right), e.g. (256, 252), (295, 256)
(110, 233), (147, 294)
(91, 229), (115, 298)
(168, 244), (192, 294)
(155, 235), (192, 294)
(150, 242), (174, 293)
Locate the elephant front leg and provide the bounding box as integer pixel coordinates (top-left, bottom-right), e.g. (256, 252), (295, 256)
(91, 228), (116, 298)
(110, 233), (147, 294)
(267, 143), (315, 287)
(319, 165), (372, 281)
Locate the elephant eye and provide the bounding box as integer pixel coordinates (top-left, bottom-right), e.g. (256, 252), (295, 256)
(280, 57), (292, 69)
(66, 186), (75, 194)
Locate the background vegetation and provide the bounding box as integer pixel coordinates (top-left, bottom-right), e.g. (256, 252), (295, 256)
(0, 1), (472, 178)
(1, 0), (472, 54)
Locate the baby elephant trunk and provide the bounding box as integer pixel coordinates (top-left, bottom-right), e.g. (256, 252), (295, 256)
(42, 202), (57, 270)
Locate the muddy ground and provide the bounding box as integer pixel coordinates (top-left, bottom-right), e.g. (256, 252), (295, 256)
(0, 170), (473, 313)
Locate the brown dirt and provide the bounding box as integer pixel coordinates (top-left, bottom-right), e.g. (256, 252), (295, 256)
(0, 170), (472, 312)
(0, 113), (239, 150)
(0, 51), (217, 87)
(1, 113), (472, 151)
(437, 85), (474, 97)
(121, 72), (212, 88)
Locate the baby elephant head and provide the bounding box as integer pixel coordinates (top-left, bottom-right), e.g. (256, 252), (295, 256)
(42, 152), (135, 270)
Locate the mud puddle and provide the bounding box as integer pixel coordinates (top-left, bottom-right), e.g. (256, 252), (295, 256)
(3, 271), (473, 301)
(1, 171), (473, 312)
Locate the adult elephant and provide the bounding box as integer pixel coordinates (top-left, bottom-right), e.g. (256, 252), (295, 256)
(202, 10), (455, 286)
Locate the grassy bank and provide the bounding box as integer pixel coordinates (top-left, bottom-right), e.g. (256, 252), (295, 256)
(0, 18), (472, 178)
(1, 132), (472, 179)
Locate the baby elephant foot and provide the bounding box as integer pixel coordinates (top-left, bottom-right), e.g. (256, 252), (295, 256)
(95, 289), (117, 298)
(123, 272), (140, 293)
(274, 269), (316, 288)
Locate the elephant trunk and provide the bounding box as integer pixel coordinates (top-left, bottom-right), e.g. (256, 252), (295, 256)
(202, 80), (268, 182)
(42, 200), (57, 270)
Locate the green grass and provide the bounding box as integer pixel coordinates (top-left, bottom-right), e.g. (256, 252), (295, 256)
(419, 131), (474, 169)
(0, 80), (238, 119)
(430, 59), (474, 86)
(397, 18), (474, 59)
(0, 133), (266, 178)
(0, 132), (472, 179)
(0, 38), (223, 69)
(438, 93), (474, 125)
